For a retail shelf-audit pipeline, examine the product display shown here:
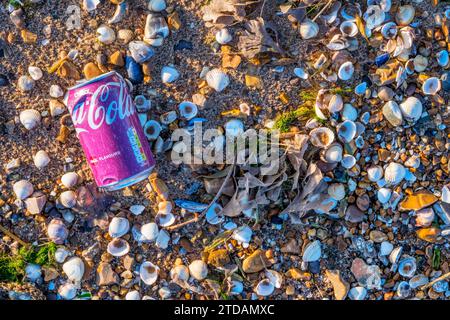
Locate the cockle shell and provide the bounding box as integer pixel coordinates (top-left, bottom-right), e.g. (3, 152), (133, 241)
(20, 109), (41, 130)
(255, 279), (274, 296)
(156, 229), (170, 249)
(415, 207), (435, 227)
(206, 69), (230, 92)
(338, 61), (354, 81)
(58, 282), (77, 300)
(398, 256), (417, 278)
(422, 77), (441, 95)
(170, 265), (190, 281)
(96, 25), (116, 44)
(309, 127), (335, 148)
(13, 180), (34, 200)
(337, 120), (357, 143)
(148, 0), (166, 12)
(399, 97), (422, 122)
(215, 28), (232, 44)
(324, 143), (343, 163)
(107, 238), (130, 257)
(161, 66), (179, 83)
(28, 66), (43, 81)
(384, 162), (406, 185)
(47, 218), (68, 244)
(382, 101), (403, 126)
(367, 165), (383, 182)
(328, 183), (346, 201)
(299, 19), (319, 39)
(143, 120), (162, 140)
(377, 188), (392, 204)
(266, 270), (283, 288)
(140, 261), (159, 285)
(302, 240), (321, 262)
(396, 5), (415, 26)
(340, 21), (358, 37)
(178, 101), (198, 120)
(189, 260), (208, 281)
(59, 190), (77, 208)
(61, 172), (79, 188)
(33, 150), (50, 169)
(63, 257), (85, 282)
(108, 217), (130, 238)
(141, 222), (159, 242)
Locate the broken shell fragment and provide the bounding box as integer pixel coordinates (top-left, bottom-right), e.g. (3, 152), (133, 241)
(206, 68), (230, 92)
(302, 240), (321, 262)
(58, 282), (77, 300)
(28, 66), (43, 81)
(422, 77), (441, 95)
(299, 19), (319, 39)
(381, 22), (398, 39)
(399, 97), (422, 122)
(13, 180), (34, 200)
(215, 28), (232, 44)
(189, 260), (208, 281)
(33, 150), (50, 169)
(144, 13), (169, 46)
(341, 154), (356, 169)
(340, 21), (358, 37)
(437, 50), (449, 67)
(205, 203), (224, 225)
(384, 162), (406, 185)
(96, 25), (116, 44)
(108, 217), (130, 238)
(107, 238), (130, 257)
(377, 188), (392, 204)
(161, 66), (180, 83)
(108, 1), (128, 24)
(47, 218), (69, 244)
(178, 101), (198, 120)
(415, 207), (435, 227)
(155, 212), (176, 227)
(18, 75), (35, 92)
(309, 127), (335, 148)
(327, 94), (343, 113)
(129, 41), (154, 64)
(140, 261), (159, 285)
(225, 119), (244, 137)
(328, 183), (346, 201)
(20, 109), (41, 130)
(148, 0), (166, 12)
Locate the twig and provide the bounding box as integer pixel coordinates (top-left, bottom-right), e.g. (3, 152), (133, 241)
(312, 0), (333, 22)
(0, 224), (28, 246)
(421, 271), (450, 290)
(259, 0), (267, 17)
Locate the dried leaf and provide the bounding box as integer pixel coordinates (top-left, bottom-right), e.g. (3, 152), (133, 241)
(355, 15), (368, 42)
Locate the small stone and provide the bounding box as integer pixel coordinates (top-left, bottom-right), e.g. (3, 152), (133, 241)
(24, 192), (47, 215)
(348, 287), (367, 300)
(242, 249), (272, 273)
(285, 268), (311, 280)
(17, 75), (35, 92)
(50, 85), (64, 98)
(83, 63), (102, 80)
(97, 262), (119, 286)
(109, 51), (124, 67)
(325, 269), (349, 300)
(207, 249), (230, 267)
(57, 61), (81, 80)
(356, 194), (370, 211)
(281, 238), (300, 254)
(399, 191), (438, 211)
(49, 99), (65, 117)
(345, 205), (365, 223)
(21, 30), (37, 43)
(369, 230), (388, 243)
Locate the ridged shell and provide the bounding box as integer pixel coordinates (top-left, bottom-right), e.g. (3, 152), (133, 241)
(13, 180), (34, 200)
(108, 217), (130, 238)
(125, 291), (141, 300)
(215, 28), (232, 44)
(33, 150), (50, 169)
(61, 172), (79, 188)
(59, 190), (77, 208)
(189, 260), (208, 280)
(299, 19), (319, 39)
(140, 261), (159, 285)
(20, 109), (41, 130)
(255, 279), (274, 296)
(377, 188), (392, 204)
(338, 61), (354, 81)
(302, 240), (321, 262)
(422, 77), (441, 95)
(324, 143), (343, 163)
(398, 256), (417, 278)
(107, 238), (130, 257)
(337, 120), (357, 143)
(384, 162), (406, 185)
(382, 101), (403, 126)
(141, 222), (159, 242)
(62, 257), (85, 282)
(47, 218), (68, 244)
(206, 69), (230, 92)
(309, 127), (335, 148)
(170, 265), (190, 281)
(96, 25), (116, 44)
(367, 165), (383, 182)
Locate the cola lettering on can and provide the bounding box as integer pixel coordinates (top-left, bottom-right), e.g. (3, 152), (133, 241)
(64, 71), (155, 191)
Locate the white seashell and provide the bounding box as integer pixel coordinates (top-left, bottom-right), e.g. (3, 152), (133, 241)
(158, 200), (172, 215)
(18, 75), (35, 92)
(415, 207), (435, 227)
(338, 61), (354, 81)
(389, 246), (403, 264)
(327, 183), (346, 201)
(170, 265), (190, 281)
(178, 101), (198, 120)
(161, 66), (180, 83)
(96, 25), (116, 44)
(382, 101), (403, 126)
(299, 19), (319, 39)
(342, 103), (357, 121)
(232, 225), (252, 244)
(266, 270), (283, 288)
(155, 229), (170, 249)
(337, 120), (357, 143)
(309, 127), (335, 148)
(340, 21), (358, 37)
(442, 184), (450, 203)
(58, 282), (77, 300)
(148, 0), (166, 12)
(25, 264), (41, 282)
(206, 69), (230, 92)
(140, 261), (159, 285)
(61, 172), (79, 188)
(129, 204), (145, 216)
(324, 143), (343, 163)
(255, 279), (274, 296)
(47, 218), (68, 244)
(225, 119), (244, 137)
(381, 22), (398, 39)
(398, 256), (417, 278)
(28, 66), (43, 81)
(437, 50), (449, 67)
(302, 240), (321, 262)
(55, 247), (70, 263)
(125, 291), (141, 300)
(377, 188), (392, 204)
(144, 14), (169, 46)
(33, 150), (50, 169)
(141, 222), (159, 242)
(341, 154), (356, 169)
(405, 155), (420, 169)
(63, 257), (85, 282)
(363, 5), (385, 30)
(189, 260), (208, 281)
(108, 217), (130, 238)
(49, 84), (64, 98)
(143, 120), (162, 140)
(59, 190), (77, 208)
(155, 212), (176, 227)
(107, 238), (130, 257)
(384, 162), (406, 185)
(13, 180), (34, 200)
(327, 94), (343, 113)
(380, 241), (393, 256)
(422, 77), (441, 95)
(396, 5), (415, 26)
(205, 203), (224, 225)
(367, 165), (383, 182)
(215, 28), (232, 44)
(294, 67), (309, 79)
(82, 0), (100, 12)
(19, 109), (41, 130)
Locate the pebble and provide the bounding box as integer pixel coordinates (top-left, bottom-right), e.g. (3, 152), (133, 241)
(325, 270), (349, 300)
(96, 262), (119, 286)
(242, 250), (272, 273)
(83, 63), (102, 80)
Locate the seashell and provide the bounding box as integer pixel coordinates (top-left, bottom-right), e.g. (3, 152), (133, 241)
(174, 199), (208, 213)
(143, 120), (162, 140)
(340, 3), (361, 21)
(55, 247), (70, 263)
(337, 120), (356, 143)
(381, 22), (398, 39)
(348, 287), (367, 300)
(442, 184), (450, 203)
(341, 154), (356, 169)
(161, 66), (179, 83)
(128, 204), (145, 216)
(384, 162), (406, 185)
(327, 94), (343, 113)
(338, 61), (354, 81)
(399, 96), (422, 122)
(158, 200), (173, 215)
(437, 50), (449, 68)
(144, 14), (169, 46)
(58, 282), (77, 300)
(155, 212), (176, 227)
(189, 260), (208, 281)
(19, 109), (41, 130)
(148, 0), (166, 12)
(107, 238), (130, 257)
(309, 127), (335, 148)
(63, 257), (85, 282)
(377, 188), (392, 204)
(380, 241), (393, 256)
(302, 240), (321, 262)
(155, 229), (170, 249)
(125, 56), (143, 84)
(33, 150), (50, 169)
(47, 218), (68, 244)
(409, 274), (429, 289)
(396, 281), (411, 298)
(328, 183), (346, 201)
(96, 25), (116, 44)
(206, 68), (230, 92)
(215, 28), (232, 44)
(232, 225), (252, 244)
(118, 29), (134, 44)
(398, 256), (417, 278)
(382, 101), (403, 126)
(324, 143), (343, 163)
(125, 291), (141, 300)
(205, 203), (224, 225)
(412, 55), (427, 73)
(18, 75), (35, 92)
(140, 261), (159, 285)
(25, 264), (41, 282)
(230, 280), (244, 295)
(108, 1), (128, 24)
(82, 0), (100, 12)
(294, 67), (309, 80)
(59, 190), (77, 208)
(422, 77), (441, 95)
(326, 34), (349, 51)
(28, 66), (43, 81)
(108, 217), (130, 238)
(367, 165), (383, 182)
(266, 270), (283, 288)
(389, 246), (403, 264)
(375, 52), (390, 67)
(432, 280), (449, 293)
(225, 119), (244, 137)
(49, 99), (65, 117)
(255, 279), (274, 296)
(396, 5), (415, 26)
(129, 41), (154, 64)
(141, 222), (159, 242)
(49, 85), (64, 98)
(13, 180), (34, 200)
(178, 101), (198, 120)
(299, 19), (319, 39)
(354, 82), (367, 96)
(342, 103), (357, 121)
(160, 111), (177, 125)
(170, 265), (190, 281)
(340, 21), (358, 37)
(415, 207), (435, 227)
(363, 5), (385, 30)
(61, 172), (79, 189)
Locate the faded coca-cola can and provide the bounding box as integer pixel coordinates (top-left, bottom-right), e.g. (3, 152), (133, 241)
(64, 71), (155, 191)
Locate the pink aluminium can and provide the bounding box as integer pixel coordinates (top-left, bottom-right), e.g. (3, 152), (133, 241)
(64, 71), (155, 191)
